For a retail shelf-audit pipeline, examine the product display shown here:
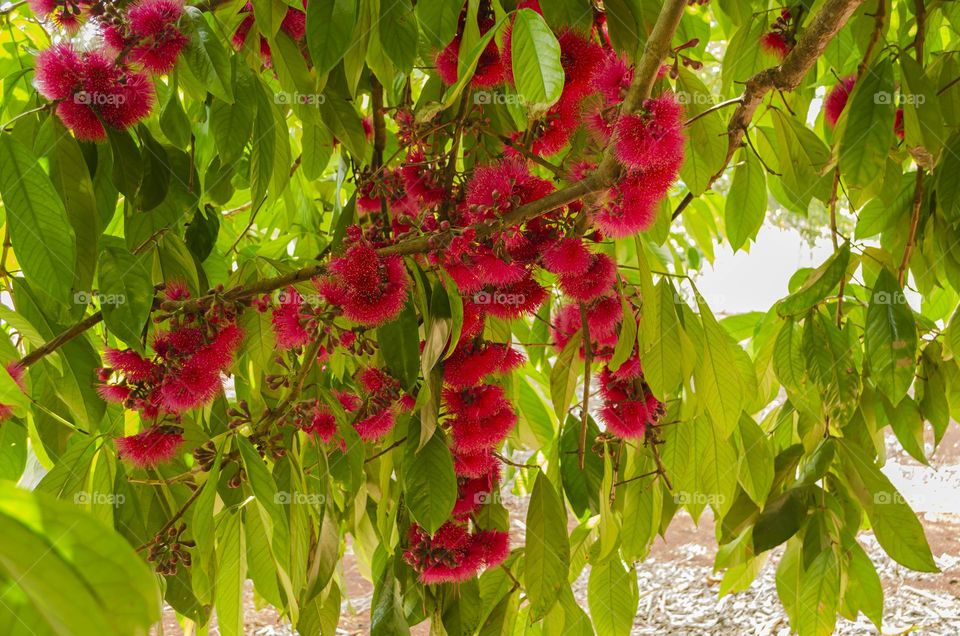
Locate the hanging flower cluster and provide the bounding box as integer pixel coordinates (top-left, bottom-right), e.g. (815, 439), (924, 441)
(101, 283), (242, 465)
(403, 521), (509, 584)
(29, 0), (188, 141)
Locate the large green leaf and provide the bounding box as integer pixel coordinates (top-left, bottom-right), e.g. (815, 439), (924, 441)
(378, 0), (418, 73)
(378, 300), (420, 390)
(0, 133), (77, 304)
(214, 510), (246, 636)
(550, 331), (582, 420)
(693, 295), (744, 437)
(524, 473), (570, 619)
(0, 483), (160, 636)
(403, 427), (456, 535)
(587, 557), (638, 636)
(796, 549), (840, 636)
(182, 8), (233, 102)
(865, 268), (917, 404)
(725, 148), (767, 251)
(838, 441), (938, 572)
(98, 243), (153, 350)
(777, 243), (850, 317)
(838, 58), (896, 188)
(510, 9), (564, 112)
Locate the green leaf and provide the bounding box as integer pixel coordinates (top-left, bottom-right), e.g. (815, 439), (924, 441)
(210, 81), (255, 165)
(524, 473), (570, 619)
(98, 244), (153, 350)
(725, 148), (767, 251)
(0, 482), (160, 636)
(865, 268), (917, 404)
(48, 131), (99, 295)
(182, 7), (233, 103)
(539, 0), (592, 31)
(803, 312), (860, 426)
(510, 9), (564, 111)
(777, 243), (851, 317)
(736, 414), (774, 505)
(641, 279), (686, 398)
(319, 97), (369, 161)
(0, 133), (77, 304)
(559, 414), (602, 517)
(378, 0), (418, 73)
(838, 440), (938, 572)
(214, 511), (246, 636)
(694, 295), (744, 437)
(587, 557), (638, 636)
(550, 331), (582, 420)
(796, 549), (840, 636)
(403, 427), (457, 535)
(415, 0), (459, 47)
(378, 300), (419, 390)
(838, 58), (896, 188)
(608, 296), (637, 372)
(936, 134), (960, 223)
(753, 488), (809, 552)
(844, 538), (883, 630)
(899, 55), (943, 165)
(0, 421), (26, 481)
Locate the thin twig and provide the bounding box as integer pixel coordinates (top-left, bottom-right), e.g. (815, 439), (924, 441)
(365, 436), (407, 463)
(578, 303), (593, 471)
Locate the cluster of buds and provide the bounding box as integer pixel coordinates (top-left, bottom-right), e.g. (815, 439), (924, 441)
(145, 523), (194, 575)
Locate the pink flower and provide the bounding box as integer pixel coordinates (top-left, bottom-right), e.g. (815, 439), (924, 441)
(592, 52), (633, 104)
(614, 95), (685, 172)
(443, 342), (525, 388)
(116, 426), (184, 468)
(825, 75), (856, 127)
(453, 449), (498, 478)
(304, 404), (337, 442)
(593, 164), (678, 238)
(558, 253), (616, 302)
(34, 44), (83, 101)
(272, 287), (311, 349)
(542, 237), (592, 276)
(320, 244), (408, 327)
(127, 0), (188, 73)
(894, 108), (904, 139)
(280, 5), (306, 40)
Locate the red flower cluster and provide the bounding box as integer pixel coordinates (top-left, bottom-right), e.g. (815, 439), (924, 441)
(98, 285), (242, 422)
(597, 361), (664, 440)
(592, 93), (685, 237)
(403, 522), (509, 584)
(34, 45), (154, 141)
(343, 367), (414, 441)
(115, 425), (185, 469)
(102, 0), (187, 73)
(318, 242), (409, 327)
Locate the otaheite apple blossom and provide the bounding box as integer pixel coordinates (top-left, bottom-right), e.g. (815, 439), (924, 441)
(0, 0), (951, 631)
